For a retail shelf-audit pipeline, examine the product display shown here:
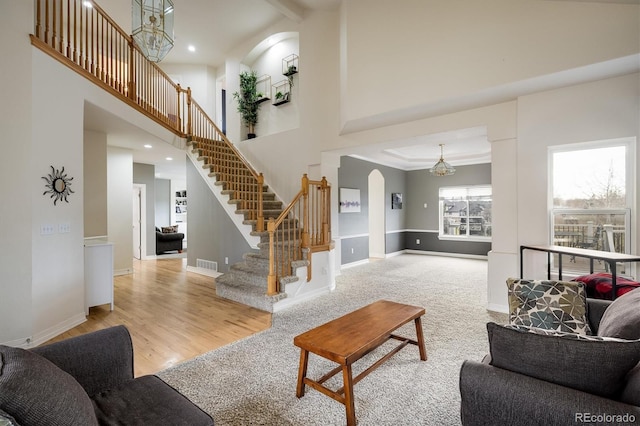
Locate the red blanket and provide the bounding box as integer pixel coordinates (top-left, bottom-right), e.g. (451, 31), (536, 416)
(573, 272), (640, 299)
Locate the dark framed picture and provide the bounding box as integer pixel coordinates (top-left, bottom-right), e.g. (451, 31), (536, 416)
(391, 193), (403, 209)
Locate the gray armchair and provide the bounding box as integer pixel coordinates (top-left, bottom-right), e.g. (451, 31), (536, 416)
(460, 299), (640, 426)
(0, 325), (214, 425)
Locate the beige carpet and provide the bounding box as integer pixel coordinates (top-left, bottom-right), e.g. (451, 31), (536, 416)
(159, 254), (508, 425)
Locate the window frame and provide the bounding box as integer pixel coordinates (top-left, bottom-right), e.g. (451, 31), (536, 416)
(548, 137), (636, 258)
(438, 185), (492, 242)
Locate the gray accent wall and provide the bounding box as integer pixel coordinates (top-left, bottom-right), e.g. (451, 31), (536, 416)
(405, 163), (492, 256)
(133, 163), (156, 257)
(338, 156), (492, 264)
(338, 156), (407, 264)
(186, 157), (256, 273)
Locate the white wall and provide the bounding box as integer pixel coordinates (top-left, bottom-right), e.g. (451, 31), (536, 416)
(30, 49), (88, 345)
(160, 63), (217, 120)
(84, 130), (108, 237)
(108, 147), (134, 275)
(0, 1), (35, 345)
(341, 0), (639, 127)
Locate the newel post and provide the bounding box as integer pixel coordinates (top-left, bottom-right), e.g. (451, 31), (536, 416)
(321, 176), (331, 245)
(267, 218), (277, 295)
(301, 174), (310, 249)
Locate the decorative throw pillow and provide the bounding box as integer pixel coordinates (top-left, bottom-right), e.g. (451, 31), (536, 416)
(161, 225), (179, 233)
(0, 346), (99, 426)
(506, 278), (591, 335)
(598, 287), (640, 340)
(487, 322), (640, 398)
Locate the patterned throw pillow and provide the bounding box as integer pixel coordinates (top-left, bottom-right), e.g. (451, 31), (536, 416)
(506, 278), (591, 335)
(161, 225), (179, 233)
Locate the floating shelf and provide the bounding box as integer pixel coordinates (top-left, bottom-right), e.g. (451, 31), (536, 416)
(283, 54), (299, 76)
(272, 79), (291, 106)
(256, 74), (271, 104)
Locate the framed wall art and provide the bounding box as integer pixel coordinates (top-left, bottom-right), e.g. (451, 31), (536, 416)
(339, 188), (361, 213)
(391, 193), (403, 209)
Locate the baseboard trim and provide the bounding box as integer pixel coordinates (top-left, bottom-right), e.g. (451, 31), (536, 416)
(403, 249), (488, 260)
(186, 265), (222, 278)
(487, 303), (508, 314)
(341, 259), (370, 269)
(114, 268), (133, 276)
(26, 313), (87, 348)
(273, 286), (333, 312)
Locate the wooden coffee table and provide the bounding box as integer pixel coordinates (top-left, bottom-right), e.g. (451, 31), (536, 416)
(293, 300), (427, 425)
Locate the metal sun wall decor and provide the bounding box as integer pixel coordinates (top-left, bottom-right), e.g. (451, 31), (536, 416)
(42, 165), (74, 205)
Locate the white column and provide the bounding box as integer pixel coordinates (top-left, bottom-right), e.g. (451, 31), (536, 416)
(487, 137), (518, 313)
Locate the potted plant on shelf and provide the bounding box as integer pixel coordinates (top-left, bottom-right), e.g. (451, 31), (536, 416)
(233, 70), (259, 139)
(274, 90), (290, 106)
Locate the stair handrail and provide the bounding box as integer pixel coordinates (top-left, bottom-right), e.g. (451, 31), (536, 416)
(267, 175), (332, 295)
(31, 0), (264, 232)
(31, 0), (333, 297)
(184, 89), (265, 231)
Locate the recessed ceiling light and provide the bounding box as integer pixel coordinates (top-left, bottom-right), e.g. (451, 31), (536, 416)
(188, 45), (196, 52)
(166, 157), (173, 161)
(144, 144), (152, 148)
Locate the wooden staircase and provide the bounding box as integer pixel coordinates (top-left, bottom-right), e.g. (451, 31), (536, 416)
(189, 137), (307, 312)
(30, 0), (333, 314)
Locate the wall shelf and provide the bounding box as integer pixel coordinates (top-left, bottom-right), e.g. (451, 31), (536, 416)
(283, 54), (299, 76)
(272, 79), (291, 106)
(256, 74), (271, 104)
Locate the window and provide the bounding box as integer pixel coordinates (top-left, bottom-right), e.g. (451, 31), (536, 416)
(439, 186), (492, 241)
(550, 138), (635, 272)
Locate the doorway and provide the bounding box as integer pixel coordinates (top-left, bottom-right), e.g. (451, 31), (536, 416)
(368, 170), (385, 258)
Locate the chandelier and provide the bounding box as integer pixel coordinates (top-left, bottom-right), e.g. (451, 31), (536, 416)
(132, 0), (174, 63)
(429, 144), (456, 176)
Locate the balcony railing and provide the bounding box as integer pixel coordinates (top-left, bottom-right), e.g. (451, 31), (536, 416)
(31, 0), (265, 231)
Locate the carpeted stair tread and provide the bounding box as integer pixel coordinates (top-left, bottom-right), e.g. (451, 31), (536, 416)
(222, 269), (268, 289)
(190, 146), (309, 313)
(215, 276), (286, 313)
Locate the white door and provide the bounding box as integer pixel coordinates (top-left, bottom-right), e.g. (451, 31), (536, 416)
(132, 186), (142, 259)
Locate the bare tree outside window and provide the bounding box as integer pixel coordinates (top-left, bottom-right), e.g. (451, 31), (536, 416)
(551, 141), (632, 273)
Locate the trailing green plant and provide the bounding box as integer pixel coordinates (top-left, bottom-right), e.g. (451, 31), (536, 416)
(232, 70), (260, 135)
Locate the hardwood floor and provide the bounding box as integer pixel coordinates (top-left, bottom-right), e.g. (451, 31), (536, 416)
(44, 257), (272, 377)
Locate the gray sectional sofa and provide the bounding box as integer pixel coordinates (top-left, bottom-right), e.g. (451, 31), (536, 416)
(0, 325), (214, 425)
(460, 296), (640, 426)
